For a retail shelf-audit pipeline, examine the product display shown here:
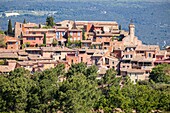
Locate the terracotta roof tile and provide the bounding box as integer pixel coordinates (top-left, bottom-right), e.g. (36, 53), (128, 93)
(0, 52), (18, 58)
(121, 68), (145, 73)
(23, 23), (38, 28)
(136, 45), (160, 51)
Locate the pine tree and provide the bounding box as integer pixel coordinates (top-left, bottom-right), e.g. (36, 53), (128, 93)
(8, 19), (13, 35)
(46, 16), (54, 27)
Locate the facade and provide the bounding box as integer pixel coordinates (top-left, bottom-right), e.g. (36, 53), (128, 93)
(4, 36), (19, 50)
(0, 20), (169, 83)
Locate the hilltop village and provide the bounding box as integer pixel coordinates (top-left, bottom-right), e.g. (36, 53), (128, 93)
(0, 20), (170, 83)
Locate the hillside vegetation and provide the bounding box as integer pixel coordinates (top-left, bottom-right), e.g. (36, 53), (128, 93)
(0, 63), (170, 113)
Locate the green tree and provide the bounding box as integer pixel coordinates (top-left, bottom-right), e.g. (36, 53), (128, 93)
(85, 65), (98, 80)
(54, 63), (65, 76)
(9, 68), (31, 79)
(119, 25), (122, 30)
(149, 64), (170, 83)
(0, 36), (6, 48)
(46, 16), (54, 27)
(0, 75), (10, 112)
(52, 38), (58, 47)
(66, 62), (86, 78)
(56, 74), (101, 112)
(1, 62), (170, 113)
(8, 19), (13, 35)
(103, 68), (117, 85)
(66, 36), (72, 47)
(0, 68), (33, 112)
(82, 29), (85, 40)
(23, 19), (26, 24)
(43, 33), (46, 46)
(0, 30), (4, 34)
(25, 42), (30, 47)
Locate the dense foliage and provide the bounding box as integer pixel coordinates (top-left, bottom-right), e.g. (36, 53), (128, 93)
(0, 63), (169, 113)
(0, 30), (4, 34)
(0, 35), (6, 48)
(149, 64), (170, 83)
(46, 16), (54, 27)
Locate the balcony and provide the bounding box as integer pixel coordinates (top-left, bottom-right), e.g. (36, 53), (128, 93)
(53, 53), (61, 56)
(141, 66), (154, 70)
(132, 64), (141, 69)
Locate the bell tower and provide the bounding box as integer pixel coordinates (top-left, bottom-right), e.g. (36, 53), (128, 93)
(129, 19), (135, 43)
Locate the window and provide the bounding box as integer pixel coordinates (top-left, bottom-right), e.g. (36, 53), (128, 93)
(112, 61), (114, 64)
(148, 53), (151, 58)
(94, 45), (96, 49)
(8, 42), (13, 45)
(62, 32), (65, 36)
(100, 36), (102, 38)
(41, 32), (44, 34)
(27, 37), (35, 40)
(130, 55), (133, 58)
(78, 32), (80, 36)
(70, 32), (73, 36)
(56, 32), (59, 39)
(105, 58), (109, 64)
(126, 55), (128, 58)
(32, 32), (36, 34)
(146, 71), (149, 74)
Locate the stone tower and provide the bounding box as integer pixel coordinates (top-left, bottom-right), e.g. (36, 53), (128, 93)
(129, 20), (135, 43)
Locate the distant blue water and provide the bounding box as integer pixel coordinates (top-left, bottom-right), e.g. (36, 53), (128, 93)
(0, 0), (170, 47)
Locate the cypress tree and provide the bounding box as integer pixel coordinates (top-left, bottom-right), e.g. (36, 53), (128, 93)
(8, 19), (13, 35)
(82, 29), (85, 40)
(43, 33), (46, 46)
(23, 19), (26, 24)
(119, 25), (122, 30)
